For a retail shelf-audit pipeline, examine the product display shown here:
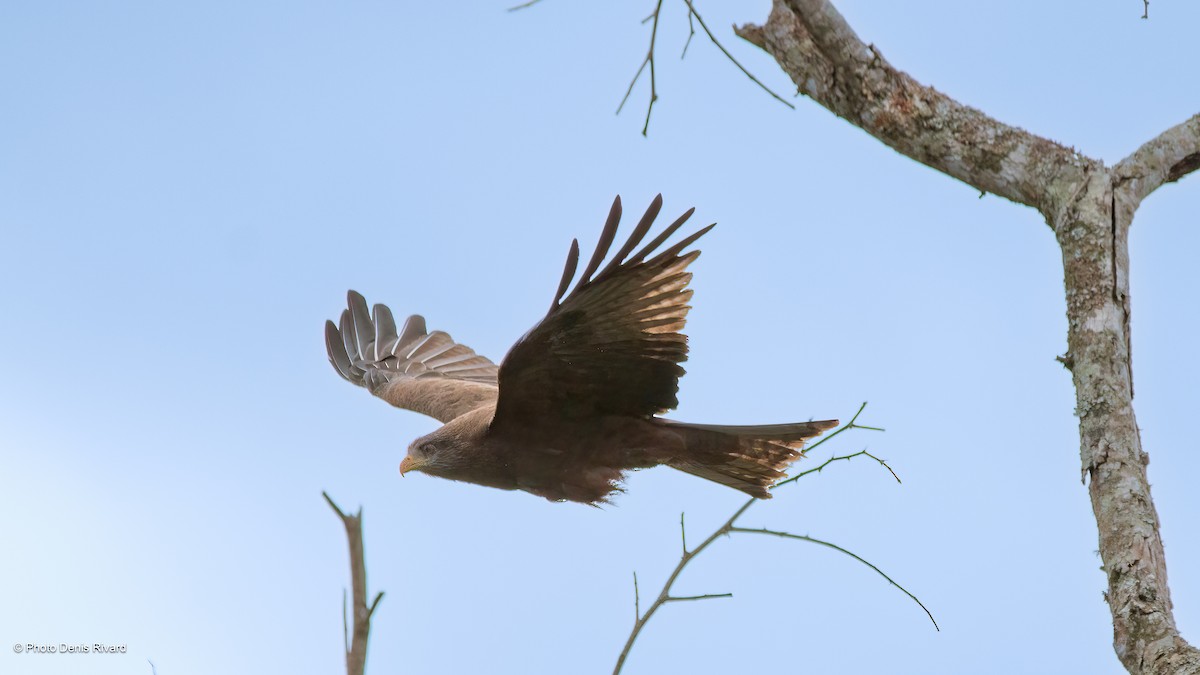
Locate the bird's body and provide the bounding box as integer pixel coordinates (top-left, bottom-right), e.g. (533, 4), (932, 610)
(413, 405), (678, 503)
(325, 195), (836, 504)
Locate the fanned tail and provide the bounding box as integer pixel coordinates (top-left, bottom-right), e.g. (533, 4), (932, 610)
(661, 419), (839, 498)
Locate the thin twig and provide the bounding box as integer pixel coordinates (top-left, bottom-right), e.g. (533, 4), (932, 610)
(613, 499), (754, 675)
(633, 572), (640, 620)
(616, 60), (649, 116)
(681, 8), (696, 58)
(324, 491), (385, 675)
(666, 593), (732, 602)
(613, 405), (930, 673)
(773, 402), (889, 490)
(506, 0), (545, 11)
(614, 1), (793, 134)
(730, 527), (939, 630)
(616, 0), (665, 135)
(680, 512), (688, 555)
(785, 448), (897, 485)
(680, 0), (794, 109)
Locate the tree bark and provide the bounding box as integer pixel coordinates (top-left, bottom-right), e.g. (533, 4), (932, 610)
(736, 1), (1200, 672)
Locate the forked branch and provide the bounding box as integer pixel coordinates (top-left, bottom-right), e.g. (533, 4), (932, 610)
(612, 404), (935, 675)
(324, 492), (385, 675)
(734, 0), (1096, 213)
(1113, 113), (1200, 207)
(514, 1), (793, 135)
(734, 3), (1199, 672)
(616, 0), (665, 136)
(615, 1), (792, 136)
(680, 0), (794, 111)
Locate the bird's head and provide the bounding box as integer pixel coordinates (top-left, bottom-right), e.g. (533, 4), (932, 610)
(401, 426), (472, 479)
(399, 405), (494, 481)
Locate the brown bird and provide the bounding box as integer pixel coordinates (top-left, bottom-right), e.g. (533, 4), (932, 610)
(325, 195), (837, 504)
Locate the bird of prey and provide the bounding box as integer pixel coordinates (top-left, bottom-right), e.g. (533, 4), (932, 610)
(325, 195), (836, 504)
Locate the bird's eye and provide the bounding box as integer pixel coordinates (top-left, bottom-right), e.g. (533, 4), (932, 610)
(421, 443), (436, 455)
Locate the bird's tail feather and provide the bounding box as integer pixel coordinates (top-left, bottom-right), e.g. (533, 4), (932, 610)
(662, 420), (839, 498)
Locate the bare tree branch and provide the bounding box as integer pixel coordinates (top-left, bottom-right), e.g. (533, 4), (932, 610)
(616, 0), (664, 136)
(611, 498), (751, 675)
(506, 0), (545, 12)
(734, 2), (1199, 672)
(1114, 113), (1200, 207)
(680, 6), (695, 58)
(729, 526), (937, 629)
(680, 1), (794, 111)
(735, 0), (1096, 212)
(324, 492), (385, 675)
(773, 401), (890, 490)
(612, 406), (933, 675)
(1051, 168), (1200, 674)
(615, 1), (793, 136)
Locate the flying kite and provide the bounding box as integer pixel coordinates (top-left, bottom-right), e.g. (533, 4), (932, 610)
(325, 195), (836, 504)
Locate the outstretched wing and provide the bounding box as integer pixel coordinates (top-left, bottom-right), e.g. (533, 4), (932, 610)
(491, 194), (713, 430)
(325, 291), (499, 423)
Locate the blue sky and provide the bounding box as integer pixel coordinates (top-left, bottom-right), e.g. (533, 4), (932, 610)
(2, 2), (1197, 674)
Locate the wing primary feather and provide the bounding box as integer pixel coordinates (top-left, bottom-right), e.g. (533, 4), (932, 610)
(325, 320), (355, 382)
(628, 206), (696, 264)
(573, 195), (622, 293)
(373, 304), (399, 361)
(339, 310), (358, 361)
(597, 193), (661, 281)
(396, 315), (427, 352)
(551, 239), (580, 310)
(347, 291), (374, 362)
(403, 332), (452, 360)
(649, 222), (717, 264)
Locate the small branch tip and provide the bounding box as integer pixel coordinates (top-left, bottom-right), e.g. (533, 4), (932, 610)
(613, 403), (905, 673)
(506, 0), (545, 11)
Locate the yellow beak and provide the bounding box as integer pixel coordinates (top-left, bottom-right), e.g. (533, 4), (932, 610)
(399, 456), (421, 476)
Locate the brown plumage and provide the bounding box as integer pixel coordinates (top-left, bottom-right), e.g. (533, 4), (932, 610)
(325, 195), (837, 504)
